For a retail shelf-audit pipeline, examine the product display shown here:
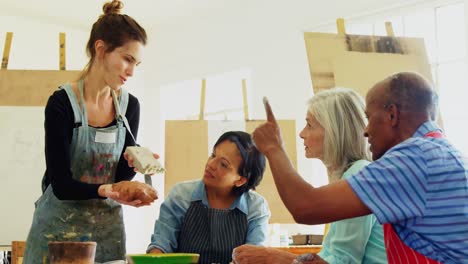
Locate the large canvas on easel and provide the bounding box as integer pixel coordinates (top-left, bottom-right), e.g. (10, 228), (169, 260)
(304, 32), (433, 97)
(165, 120), (297, 223)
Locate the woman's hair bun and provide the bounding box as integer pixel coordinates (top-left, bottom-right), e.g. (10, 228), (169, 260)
(102, 0), (124, 15)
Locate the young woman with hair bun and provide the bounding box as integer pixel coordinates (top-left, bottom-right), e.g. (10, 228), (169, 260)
(23, 1), (157, 262)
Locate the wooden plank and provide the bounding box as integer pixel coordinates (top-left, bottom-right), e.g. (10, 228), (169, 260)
(385, 22), (395, 37)
(2, 32), (13, 69)
(336, 18), (346, 35)
(242, 79), (249, 121)
(199, 79), (206, 120)
(59, 32), (66, 70)
(0, 70), (80, 106)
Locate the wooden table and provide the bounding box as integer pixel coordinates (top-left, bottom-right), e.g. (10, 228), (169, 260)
(274, 245), (322, 255)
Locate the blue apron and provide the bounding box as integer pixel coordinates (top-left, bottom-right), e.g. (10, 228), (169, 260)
(24, 80), (129, 263)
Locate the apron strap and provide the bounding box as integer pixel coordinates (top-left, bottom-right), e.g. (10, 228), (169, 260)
(111, 89), (137, 146)
(64, 80), (131, 133)
(424, 131), (444, 138)
(118, 88), (129, 117)
(383, 224), (441, 264)
(63, 83), (82, 125)
(77, 79), (89, 127)
(112, 89), (154, 186)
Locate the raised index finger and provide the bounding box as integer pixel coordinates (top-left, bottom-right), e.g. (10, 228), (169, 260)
(263, 97), (277, 124)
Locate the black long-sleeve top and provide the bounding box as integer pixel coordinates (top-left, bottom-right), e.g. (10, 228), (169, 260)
(41, 89), (140, 200)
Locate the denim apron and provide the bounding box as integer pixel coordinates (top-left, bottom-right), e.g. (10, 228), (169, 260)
(177, 201), (248, 264)
(23, 80), (129, 264)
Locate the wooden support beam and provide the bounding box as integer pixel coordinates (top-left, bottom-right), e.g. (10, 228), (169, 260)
(59, 32), (66, 70)
(198, 78), (206, 120)
(336, 18), (346, 35)
(385, 21), (395, 37)
(242, 79), (249, 121)
(2, 32), (13, 69)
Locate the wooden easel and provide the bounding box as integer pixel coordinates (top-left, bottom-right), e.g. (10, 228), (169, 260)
(197, 78), (250, 121)
(304, 18), (443, 128)
(305, 18), (433, 94)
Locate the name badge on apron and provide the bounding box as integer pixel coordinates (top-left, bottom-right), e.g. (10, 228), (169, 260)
(95, 131), (117, 144)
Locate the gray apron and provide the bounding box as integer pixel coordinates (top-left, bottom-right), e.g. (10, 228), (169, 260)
(177, 201), (248, 264)
(23, 80), (129, 264)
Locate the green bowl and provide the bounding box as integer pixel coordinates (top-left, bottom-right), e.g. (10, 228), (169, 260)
(127, 253), (200, 264)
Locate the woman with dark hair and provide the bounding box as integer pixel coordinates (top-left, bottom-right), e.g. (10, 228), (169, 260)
(147, 131), (270, 264)
(23, 1), (157, 263)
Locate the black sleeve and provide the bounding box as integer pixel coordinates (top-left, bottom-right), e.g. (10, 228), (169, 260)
(114, 93), (140, 182)
(43, 89), (102, 200)
(43, 91), (141, 199)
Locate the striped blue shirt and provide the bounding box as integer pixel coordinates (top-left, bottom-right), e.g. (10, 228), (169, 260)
(347, 121), (468, 263)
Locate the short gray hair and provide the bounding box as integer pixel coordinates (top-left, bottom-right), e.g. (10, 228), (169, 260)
(385, 72), (438, 120)
(307, 88), (370, 180)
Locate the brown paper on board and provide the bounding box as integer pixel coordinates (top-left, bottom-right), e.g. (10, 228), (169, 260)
(164, 120), (209, 196)
(333, 53), (432, 98)
(304, 31), (443, 127)
(304, 32), (433, 93)
(0, 70), (80, 106)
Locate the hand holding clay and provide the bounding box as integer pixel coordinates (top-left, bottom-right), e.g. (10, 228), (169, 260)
(99, 181), (158, 207)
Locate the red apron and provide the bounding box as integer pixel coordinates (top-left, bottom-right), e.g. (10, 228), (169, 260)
(383, 131), (443, 264)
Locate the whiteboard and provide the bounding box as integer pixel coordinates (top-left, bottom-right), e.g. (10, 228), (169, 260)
(0, 106), (45, 245)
